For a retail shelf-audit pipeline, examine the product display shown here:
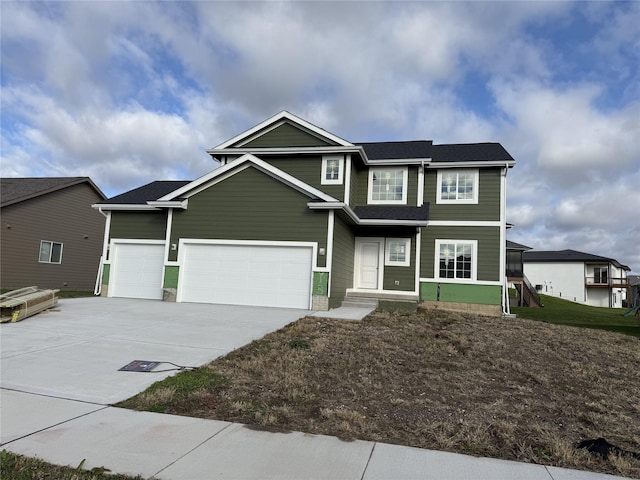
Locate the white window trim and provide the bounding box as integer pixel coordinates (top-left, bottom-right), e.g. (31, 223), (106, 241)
(39, 240), (63, 264)
(385, 238), (411, 267)
(321, 155), (344, 185)
(434, 239), (478, 282)
(436, 169), (479, 204)
(368, 166), (408, 205)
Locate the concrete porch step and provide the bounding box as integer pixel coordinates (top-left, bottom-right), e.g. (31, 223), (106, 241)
(341, 295), (379, 309)
(341, 299), (379, 309)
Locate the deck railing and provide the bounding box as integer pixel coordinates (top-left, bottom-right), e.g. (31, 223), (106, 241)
(585, 276), (629, 287)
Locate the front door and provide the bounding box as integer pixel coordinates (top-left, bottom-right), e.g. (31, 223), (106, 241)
(355, 240), (381, 289)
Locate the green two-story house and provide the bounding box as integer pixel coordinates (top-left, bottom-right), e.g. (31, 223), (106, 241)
(93, 111), (515, 314)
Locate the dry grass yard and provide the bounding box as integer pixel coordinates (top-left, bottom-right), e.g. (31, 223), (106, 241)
(119, 308), (640, 478)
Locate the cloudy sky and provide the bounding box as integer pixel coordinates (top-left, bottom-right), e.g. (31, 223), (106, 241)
(1, 1), (639, 271)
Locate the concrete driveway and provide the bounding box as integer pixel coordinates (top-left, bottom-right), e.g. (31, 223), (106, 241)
(0, 297), (308, 404)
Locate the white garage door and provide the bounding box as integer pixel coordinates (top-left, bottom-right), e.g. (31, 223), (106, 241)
(179, 243), (313, 309)
(110, 243), (165, 300)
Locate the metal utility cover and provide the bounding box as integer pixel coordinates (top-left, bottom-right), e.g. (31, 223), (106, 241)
(118, 360), (161, 372)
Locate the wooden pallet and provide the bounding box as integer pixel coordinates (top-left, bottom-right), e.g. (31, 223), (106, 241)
(0, 286), (59, 323)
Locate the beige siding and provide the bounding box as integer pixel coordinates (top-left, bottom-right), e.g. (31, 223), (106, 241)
(0, 183), (105, 291)
(170, 167), (328, 265)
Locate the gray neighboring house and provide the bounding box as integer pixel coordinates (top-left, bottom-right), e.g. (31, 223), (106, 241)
(1, 177), (106, 291)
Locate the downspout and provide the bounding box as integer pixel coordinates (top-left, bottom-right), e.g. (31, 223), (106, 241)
(500, 164), (510, 315)
(94, 208), (111, 296)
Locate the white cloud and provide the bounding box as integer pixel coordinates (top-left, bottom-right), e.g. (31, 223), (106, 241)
(1, 0), (638, 271)
(493, 79), (639, 180)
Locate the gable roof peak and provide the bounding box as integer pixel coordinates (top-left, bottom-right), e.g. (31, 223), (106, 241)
(212, 111), (354, 150)
(1, 176), (105, 207)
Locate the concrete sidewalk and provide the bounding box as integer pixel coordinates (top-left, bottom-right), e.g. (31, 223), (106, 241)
(1, 389), (629, 480)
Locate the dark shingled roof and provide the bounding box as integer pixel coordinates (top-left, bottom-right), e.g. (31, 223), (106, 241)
(354, 204), (429, 221)
(431, 143), (514, 162)
(523, 249), (629, 270)
(356, 141), (513, 163)
(506, 240), (532, 251)
(1, 177), (105, 207)
(100, 180), (191, 204)
(357, 141), (432, 160)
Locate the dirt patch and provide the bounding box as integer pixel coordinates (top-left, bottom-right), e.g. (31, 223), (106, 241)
(119, 309), (640, 478)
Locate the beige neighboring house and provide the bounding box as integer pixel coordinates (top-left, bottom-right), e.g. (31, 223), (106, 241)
(1, 177), (106, 291)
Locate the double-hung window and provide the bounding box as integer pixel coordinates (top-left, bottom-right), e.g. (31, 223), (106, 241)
(437, 169), (478, 204)
(368, 167), (407, 204)
(436, 240), (476, 281)
(321, 155), (344, 185)
(39, 241), (63, 264)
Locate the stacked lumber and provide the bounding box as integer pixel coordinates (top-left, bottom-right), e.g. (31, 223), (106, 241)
(0, 286), (59, 323)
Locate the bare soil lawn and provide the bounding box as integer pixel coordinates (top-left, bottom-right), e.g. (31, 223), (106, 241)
(119, 308), (640, 478)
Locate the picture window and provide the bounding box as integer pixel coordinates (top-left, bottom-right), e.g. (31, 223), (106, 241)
(436, 240), (476, 281)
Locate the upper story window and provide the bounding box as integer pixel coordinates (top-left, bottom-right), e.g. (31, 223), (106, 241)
(321, 155), (344, 185)
(437, 169), (478, 204)
(39, 240), (63, 264)
(368, 167), (407, 204)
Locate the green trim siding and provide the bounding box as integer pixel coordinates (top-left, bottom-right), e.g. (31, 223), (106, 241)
(329, 214), (355, 308)
(420, 226), (501, 282)
(425, 168), (501, 221)
(109, 211), (167, 240)
(420, 282), (502, 305)
(170, 167), (328, 265)
(241, 123), (336, 148)
(163, 266), (179, 289)
(102, 263), (110, 284)
(313, 272), (329, 296)
(267, 157), (344, 201)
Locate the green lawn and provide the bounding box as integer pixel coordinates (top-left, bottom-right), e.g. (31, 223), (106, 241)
(512, 294), (640, 337)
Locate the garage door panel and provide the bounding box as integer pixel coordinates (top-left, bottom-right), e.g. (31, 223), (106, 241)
(110, 243), (164, 300)
(180, 243), (312, 309)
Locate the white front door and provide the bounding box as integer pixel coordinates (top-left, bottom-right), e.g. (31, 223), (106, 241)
(355, 240), (381, 289)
